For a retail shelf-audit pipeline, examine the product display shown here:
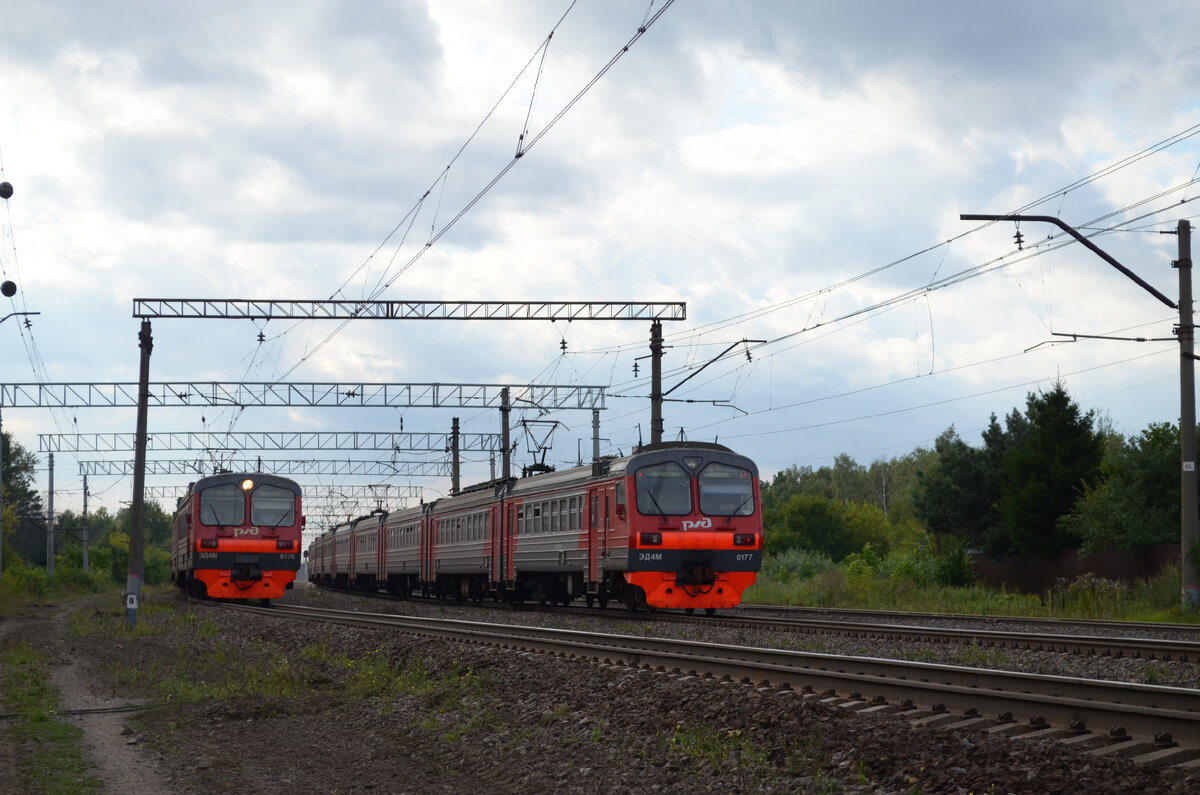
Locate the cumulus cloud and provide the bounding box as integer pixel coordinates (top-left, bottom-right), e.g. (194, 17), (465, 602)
(2, 0), (1199, 513)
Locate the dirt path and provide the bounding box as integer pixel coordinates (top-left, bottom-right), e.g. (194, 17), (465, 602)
(3, 607), (167, 794)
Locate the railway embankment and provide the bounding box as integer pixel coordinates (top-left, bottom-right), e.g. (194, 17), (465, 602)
(2, 586), (1198, 793)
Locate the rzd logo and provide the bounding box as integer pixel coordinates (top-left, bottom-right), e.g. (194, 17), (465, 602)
(681, 518), (712, 531)
(234, 527), (260, 538)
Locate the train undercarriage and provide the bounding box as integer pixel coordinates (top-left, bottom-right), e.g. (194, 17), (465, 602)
(173, 566), (296, 604)
(311, 569), (661, 611)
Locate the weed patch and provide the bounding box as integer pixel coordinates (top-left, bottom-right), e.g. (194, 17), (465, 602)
(1, 639), (103, 793)
(667, 718), (769, 777)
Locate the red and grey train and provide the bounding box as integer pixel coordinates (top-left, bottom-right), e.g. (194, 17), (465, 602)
(171, 472), (305, 601)
(306, 442), (762, 613)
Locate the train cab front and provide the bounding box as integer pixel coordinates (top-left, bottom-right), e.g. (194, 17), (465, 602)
(189, 474), (303, 600)
(624, 445), (762, 612)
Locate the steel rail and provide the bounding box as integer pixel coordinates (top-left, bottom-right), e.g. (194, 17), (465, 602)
(229, 602), (1200, 750)
(681, 612), (1200, 662)
(307, 583), (1200, 660)
(738, 603), (1200, 638)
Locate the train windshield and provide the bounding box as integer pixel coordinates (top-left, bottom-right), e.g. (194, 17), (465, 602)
(251, 484), (296, 527)
(635, 462), (692, 516)
(199, 484), (245, 526)
(697, 462), (756, 517)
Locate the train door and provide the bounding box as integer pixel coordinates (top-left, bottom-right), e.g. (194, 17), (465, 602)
(420, 506), (434, 592)
(604, 486), (614, 557)
(181, 510), (194, 575)
(505, 502), (519, 590)
(588, 486), (617, 572)
(489, 503), (502, 591)
(587, 491), (599, 584)
(376, 522), (387, 584)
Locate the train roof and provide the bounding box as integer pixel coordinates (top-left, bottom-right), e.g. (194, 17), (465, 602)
(627, 441), (758, 477)
(310, 442), (757, 542)
(186, 472), (302, 494)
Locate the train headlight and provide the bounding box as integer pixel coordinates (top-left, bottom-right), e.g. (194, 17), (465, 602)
(241, 478), (255, 491)
(199, 539), (219, 550)
(733, 533), (756, 546)
(639, 532), (662, 545)
(276, 540), (293, 550)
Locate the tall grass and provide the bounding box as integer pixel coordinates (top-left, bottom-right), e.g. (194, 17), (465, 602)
(0, 556), (117, 619)
(746, 553), (1198, 623)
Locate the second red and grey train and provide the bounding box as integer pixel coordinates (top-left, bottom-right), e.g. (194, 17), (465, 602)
(305, 442), (762, 613)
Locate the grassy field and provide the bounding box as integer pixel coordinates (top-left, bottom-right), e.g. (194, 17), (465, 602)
(745, 557), (1199, 624)
(0, 563), (1195, 792)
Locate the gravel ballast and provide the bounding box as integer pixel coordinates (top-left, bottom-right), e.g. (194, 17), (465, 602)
(2, 585), (1197, 794)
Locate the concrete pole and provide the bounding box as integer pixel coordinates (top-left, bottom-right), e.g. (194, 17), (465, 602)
(650, 321), (663, 446)
(450, 417), (461, 495)
(82, 474), (89, 575)
(46, 452), (53, 575)
(592, 408), (600, 464)
(1178, 220), (1199, 609)
(127, 320), (153, 627)
(500, 388), (511, 481)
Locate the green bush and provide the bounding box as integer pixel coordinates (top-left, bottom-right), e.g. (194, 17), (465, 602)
(882, 542), (973, 588)
(759, 549), (836, 583)
(1, 557), (52, 600)
(932, 541), (975, 587)
(843, 543), (882, 578)
(49, 563), (102, 590)
(882, 545), (936, 587)
(106, 531), (130, 584)
(144, 547), (172, 586)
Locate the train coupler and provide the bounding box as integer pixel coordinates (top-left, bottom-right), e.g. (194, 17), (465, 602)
(676, 558), (717, 587)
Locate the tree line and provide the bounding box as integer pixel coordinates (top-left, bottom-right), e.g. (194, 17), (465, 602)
(1, 432), (172, 590)
(0, 381), (1188, 587)
(762, 382), (1185, 572)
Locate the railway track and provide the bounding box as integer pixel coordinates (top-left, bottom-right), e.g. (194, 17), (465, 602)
(305, 583), (1200, 663)
(660, 608), (1200, 662)
(233, 600), (1200, 766)
(737, 603), (1200, 641)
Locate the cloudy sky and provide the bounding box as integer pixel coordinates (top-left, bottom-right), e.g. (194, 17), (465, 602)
(3, 0), (1200, 533)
